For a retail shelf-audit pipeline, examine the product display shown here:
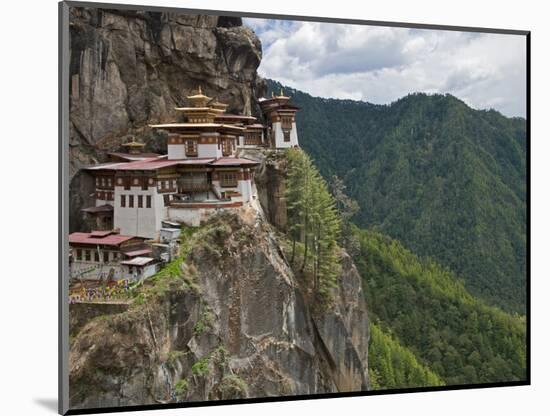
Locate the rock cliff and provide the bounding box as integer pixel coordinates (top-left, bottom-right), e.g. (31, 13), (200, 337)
(67, 8), (370, 409)
(68, 8), (266, 231)
(69, 205), (369, 409)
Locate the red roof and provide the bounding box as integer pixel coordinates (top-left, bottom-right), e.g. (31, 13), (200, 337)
(176, 158), (216, 165)
(69, 232), (139, 246)
(107, 152), (161, 161)
(90, 230), (113, 237)
(84, 156), (258, 171)
(114, 159), (182, 171)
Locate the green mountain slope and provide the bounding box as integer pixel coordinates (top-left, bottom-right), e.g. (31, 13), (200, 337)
(355, 228), (526, 386)
(266, 79), (527, 313)
(369, 322), (445, 390)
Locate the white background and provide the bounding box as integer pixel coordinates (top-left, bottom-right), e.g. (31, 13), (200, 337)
(1, 0), (547, 414)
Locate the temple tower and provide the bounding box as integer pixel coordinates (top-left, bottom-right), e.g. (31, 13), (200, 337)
(259, 88), (300, 149)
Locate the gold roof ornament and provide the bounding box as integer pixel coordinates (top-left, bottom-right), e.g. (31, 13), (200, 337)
(186, 86), (212, 108)
(276, 87), (290, 100)
(210, 98), (229, 112)
(121, 136), (145, 154)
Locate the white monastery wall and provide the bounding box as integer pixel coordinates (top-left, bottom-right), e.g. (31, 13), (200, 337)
(114, 186), (165, 239)
(167, 144), (186, 160)
(273, 121), (299, 148)
(197, 143), (221, 158)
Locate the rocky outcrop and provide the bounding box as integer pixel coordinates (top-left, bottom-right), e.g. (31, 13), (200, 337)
(67, 7), (370, 409)
(69, 209), (369, 409)
(239, 149), (289, 233)
(68, 8), (266, 231)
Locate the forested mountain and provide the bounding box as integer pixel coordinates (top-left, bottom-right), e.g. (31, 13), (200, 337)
(368, 322), (444, 389)
(266, 79), (527, 313)
(277, 148), (526, 388)
(355, 228), (526, 386)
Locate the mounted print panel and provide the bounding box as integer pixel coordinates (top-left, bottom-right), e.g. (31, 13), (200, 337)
(59, 1), (529, 414)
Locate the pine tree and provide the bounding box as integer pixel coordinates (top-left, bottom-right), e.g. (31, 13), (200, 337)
(285, 149), (342, 300)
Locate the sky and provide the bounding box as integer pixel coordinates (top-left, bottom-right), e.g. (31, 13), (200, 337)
(244, 18), (527, 118)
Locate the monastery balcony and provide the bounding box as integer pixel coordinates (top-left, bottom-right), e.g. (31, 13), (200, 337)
(178, 183), (211, 192)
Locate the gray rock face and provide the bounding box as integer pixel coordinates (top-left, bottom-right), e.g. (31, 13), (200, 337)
(68, 7), (266, 231)
(67, 7), (370, 409)
(248, 150), (289, 233)
(69, 210), (369, 409)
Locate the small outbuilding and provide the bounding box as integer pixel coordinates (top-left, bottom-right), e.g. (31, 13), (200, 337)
(121, 257), (159, 281)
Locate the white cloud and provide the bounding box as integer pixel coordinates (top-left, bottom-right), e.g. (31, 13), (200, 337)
(244, 18), (526, 117)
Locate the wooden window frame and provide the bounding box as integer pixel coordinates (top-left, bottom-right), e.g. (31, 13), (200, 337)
(129, 195), (134, 208)
(222, 139), (231, 156)
(186, 140), (198, 156)
(146, 195), (152, 208)
(121, 195), (126, 208)
(138, 195), (143, 208)
(85, 250), (91, 262)
(76, 249), (82, 260)
(219, 171), (239, 188)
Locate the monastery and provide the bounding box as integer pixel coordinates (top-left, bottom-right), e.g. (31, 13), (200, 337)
(69, 88), (300, 282)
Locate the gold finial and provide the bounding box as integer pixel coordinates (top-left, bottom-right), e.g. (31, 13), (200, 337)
(198, 86), (202, 95)
(122, 136), (145, 154)
(279, 87), (284, 97)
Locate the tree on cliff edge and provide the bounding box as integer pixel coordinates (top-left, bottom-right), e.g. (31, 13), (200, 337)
(285, 148), (341, 299)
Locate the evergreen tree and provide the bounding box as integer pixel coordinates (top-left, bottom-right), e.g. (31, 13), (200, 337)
(285, 149), (341, 299)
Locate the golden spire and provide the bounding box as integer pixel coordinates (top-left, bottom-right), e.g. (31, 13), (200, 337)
(186, 86), (211, 108)
(271, 91), (274, 98)
(121, 136), (145, 154)
(279, 87), (284, 97)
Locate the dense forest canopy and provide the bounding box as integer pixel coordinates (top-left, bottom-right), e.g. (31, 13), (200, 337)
(354, 228), (526, 386)
(266, 79), (527, 314)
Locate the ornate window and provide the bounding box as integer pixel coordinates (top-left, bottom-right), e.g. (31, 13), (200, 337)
(219, 171), (238, 187)
(186, 140), (197, 156)
(281, 115), (293, 129)
(244, 132), (261, 145)
(146, 195), (152, 208)
(120, 195), (126, 208)
(222, 139), (231, 156)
